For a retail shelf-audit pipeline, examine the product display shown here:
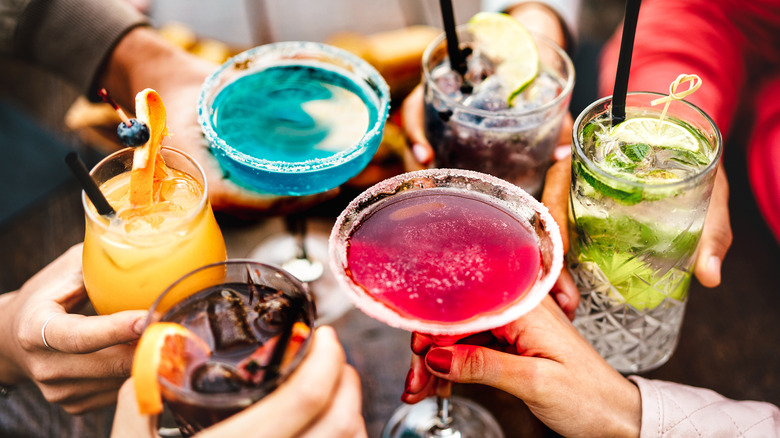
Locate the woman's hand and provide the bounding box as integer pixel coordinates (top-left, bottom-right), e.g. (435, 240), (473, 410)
(403, 296), (641, 438)
(693, 162), (732, 287)
(0, 244), (147, 414)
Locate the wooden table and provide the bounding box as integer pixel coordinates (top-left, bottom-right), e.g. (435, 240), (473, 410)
(1, 146), (778, 438)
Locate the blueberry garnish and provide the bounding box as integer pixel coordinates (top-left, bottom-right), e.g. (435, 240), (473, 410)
(117, 119), (150, 147)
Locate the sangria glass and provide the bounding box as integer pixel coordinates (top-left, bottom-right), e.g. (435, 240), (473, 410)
(147, 260), (316, 436)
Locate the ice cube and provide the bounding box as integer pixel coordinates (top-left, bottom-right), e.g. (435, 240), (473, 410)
(462, 76), (509, 112)
(191, 362), (244, 394)
(510, 71), (562, 110)
(207, 288), (258, 351)
(432, 64), (464, 101)
(253, 290), (295, 337)
(464, 50), (494, 88)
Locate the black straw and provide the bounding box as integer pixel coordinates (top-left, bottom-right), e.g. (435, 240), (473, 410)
(65, 152), (115, 216)
(611, 0), (642, 125)
(439, 0), (467, 76)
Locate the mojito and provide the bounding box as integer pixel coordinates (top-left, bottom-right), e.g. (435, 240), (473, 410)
(569, 92), (722, 373)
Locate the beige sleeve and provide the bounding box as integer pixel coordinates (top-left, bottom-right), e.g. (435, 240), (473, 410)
(5, 0), (148, 98)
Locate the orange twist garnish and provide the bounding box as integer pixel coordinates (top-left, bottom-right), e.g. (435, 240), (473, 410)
(130, 89), (170, 206)
(650, 74), (702, 130)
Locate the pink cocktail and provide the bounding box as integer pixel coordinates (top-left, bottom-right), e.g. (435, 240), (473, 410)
(329, 168), (563, 437)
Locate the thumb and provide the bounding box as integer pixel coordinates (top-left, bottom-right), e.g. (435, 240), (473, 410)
(424, 345), (532, 397)
(111, 378), (159, 438)
(695, 164), (732, 287)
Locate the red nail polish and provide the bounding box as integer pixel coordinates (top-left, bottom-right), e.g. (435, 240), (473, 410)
(426, 349), (452, 374)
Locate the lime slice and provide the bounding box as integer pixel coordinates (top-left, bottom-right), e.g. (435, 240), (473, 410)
(467, 12), (539, 105)
(610, 117), (701, 152)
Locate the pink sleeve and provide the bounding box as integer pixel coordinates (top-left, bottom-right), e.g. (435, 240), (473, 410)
(629, 376), (780, 437)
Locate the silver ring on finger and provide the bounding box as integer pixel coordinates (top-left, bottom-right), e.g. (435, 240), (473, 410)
(42, 313), (64, 352)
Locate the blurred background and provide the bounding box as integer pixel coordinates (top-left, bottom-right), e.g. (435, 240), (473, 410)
(0, 0), (625, 231)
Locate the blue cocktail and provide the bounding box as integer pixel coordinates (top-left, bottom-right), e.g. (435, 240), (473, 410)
(198, 41), (391, 196)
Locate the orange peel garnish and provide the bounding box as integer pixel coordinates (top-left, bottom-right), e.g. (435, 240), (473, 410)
(131, 322), (210, 415)
(130, 89), (170, 206)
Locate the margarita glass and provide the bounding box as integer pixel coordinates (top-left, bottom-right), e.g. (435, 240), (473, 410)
(198, 41), (390, 323)
(82, 147), (227, 314)
(569, 92), (722, 373)
(145, 260), (315, 436)
(329, 168), (563, 438)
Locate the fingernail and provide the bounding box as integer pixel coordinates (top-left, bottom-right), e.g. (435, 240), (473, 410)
(404, 369), (414, 391)
(707, 255), (721, 274)
(554, 291), (570, 309)
(412, 143), (431, 164)
(133, 317), (147, 335)
(553, 144), (570, 161)
(426, 348), (452, 374)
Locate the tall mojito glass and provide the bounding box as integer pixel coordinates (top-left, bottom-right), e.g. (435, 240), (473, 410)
(422, 17), (574, 197)
(569, 92), (722, 373)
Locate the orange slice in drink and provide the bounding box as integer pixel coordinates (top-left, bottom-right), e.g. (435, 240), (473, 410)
(281, 322), (312, 369)
(131, 322), (210, 415)
(130, 88), (170, 206)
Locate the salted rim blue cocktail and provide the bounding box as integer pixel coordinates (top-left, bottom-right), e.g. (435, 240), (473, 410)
(198, 41), (391, 196)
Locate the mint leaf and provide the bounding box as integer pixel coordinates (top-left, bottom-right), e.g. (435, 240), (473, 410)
(621, 142), (650, 162)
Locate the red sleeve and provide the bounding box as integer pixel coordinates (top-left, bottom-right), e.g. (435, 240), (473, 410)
(598, 0), (746, 139)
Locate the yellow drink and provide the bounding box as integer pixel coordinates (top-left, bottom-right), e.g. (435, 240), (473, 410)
(82, 147), (227, 314)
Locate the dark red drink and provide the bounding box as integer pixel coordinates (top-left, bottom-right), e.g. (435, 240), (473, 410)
(148, 262), (315, 436)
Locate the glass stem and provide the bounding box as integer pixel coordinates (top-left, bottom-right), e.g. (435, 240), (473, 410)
(281, 214), (324, 284)
(435, 395), (453, 429)
(430, 380), (460, 437)
(285, 214), (309, 261)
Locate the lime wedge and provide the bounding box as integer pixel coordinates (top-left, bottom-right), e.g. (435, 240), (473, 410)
(609, 117), (701, 152)
(467, 12), (539, 105)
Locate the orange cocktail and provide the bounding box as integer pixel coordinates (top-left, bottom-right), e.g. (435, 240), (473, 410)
(82, 146), (226, 314)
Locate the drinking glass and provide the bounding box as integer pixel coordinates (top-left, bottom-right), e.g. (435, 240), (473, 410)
(198, 41), (390, 323)
(329, 168), (563, 438)
(147, 260), (316, 436)
(422, 27), (574, 197)
(82, 147), (227, 314)
(569, 92), (723, 373)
